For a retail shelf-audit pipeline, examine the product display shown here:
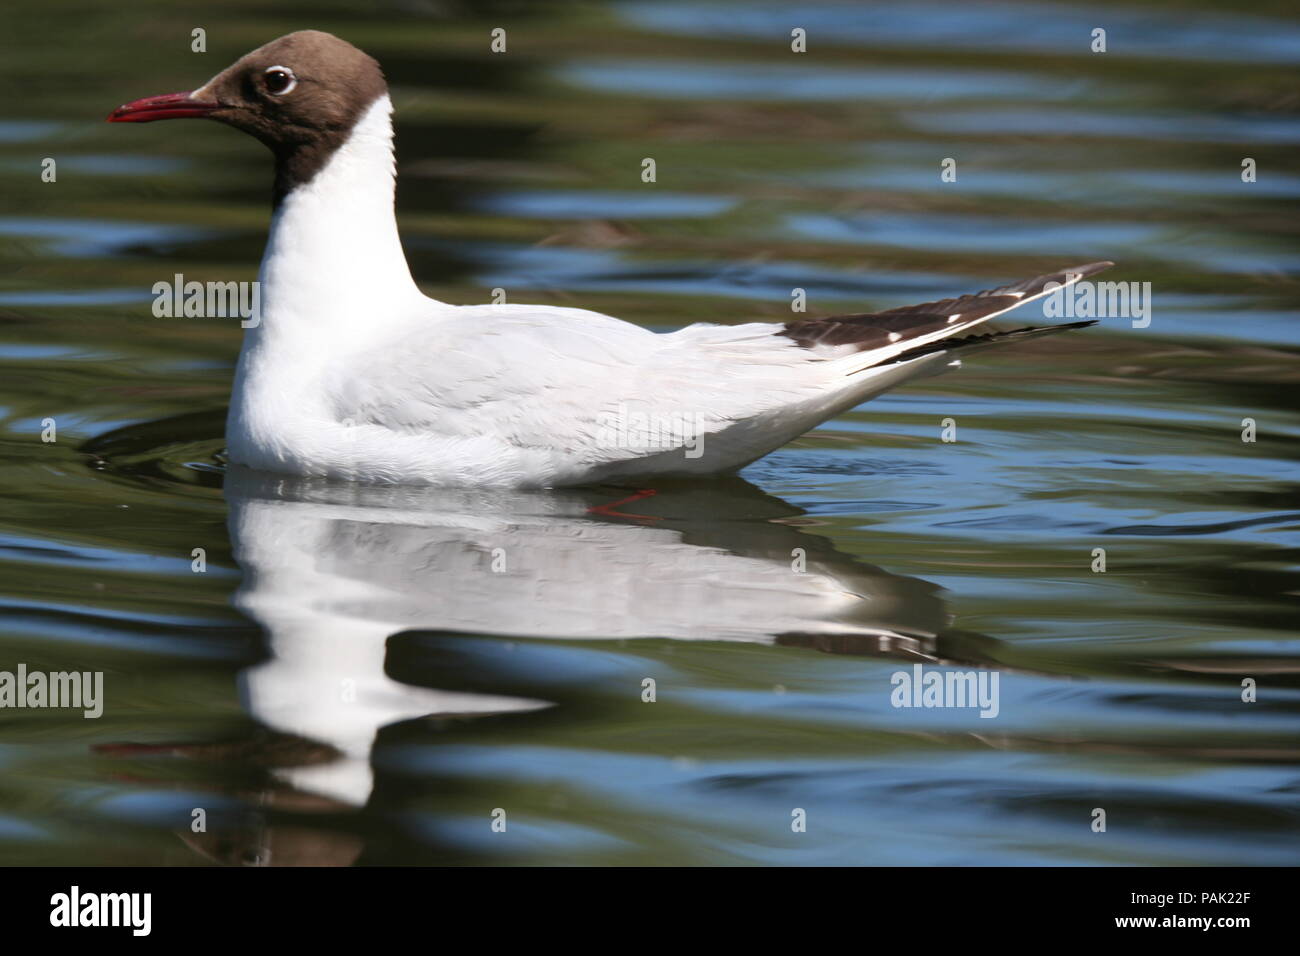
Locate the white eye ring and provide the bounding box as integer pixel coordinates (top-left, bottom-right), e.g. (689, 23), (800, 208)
(263, 65), (297, 95)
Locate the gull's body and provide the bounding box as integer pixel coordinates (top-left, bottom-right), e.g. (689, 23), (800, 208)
(111, 30), (1111, 489)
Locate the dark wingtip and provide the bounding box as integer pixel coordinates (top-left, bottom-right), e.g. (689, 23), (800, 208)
(873, 318), (1098, 369)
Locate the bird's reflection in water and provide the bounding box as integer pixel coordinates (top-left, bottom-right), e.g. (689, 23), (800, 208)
(133, 468), (1009, 864)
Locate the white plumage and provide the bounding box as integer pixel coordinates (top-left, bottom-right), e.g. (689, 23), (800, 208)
(226, 95), (1108, 487)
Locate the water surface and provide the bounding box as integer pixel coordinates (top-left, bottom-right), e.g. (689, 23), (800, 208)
(0, 0), (1297, 865)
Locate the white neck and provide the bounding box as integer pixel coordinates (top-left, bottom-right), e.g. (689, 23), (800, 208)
(230, 95), (435, 434)
(252, 94), (429, 352)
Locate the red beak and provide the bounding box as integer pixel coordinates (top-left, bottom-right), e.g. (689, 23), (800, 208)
(107, 91), (221, 123)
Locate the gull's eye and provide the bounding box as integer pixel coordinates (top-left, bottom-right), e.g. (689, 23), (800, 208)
(263, 66), (297, 95)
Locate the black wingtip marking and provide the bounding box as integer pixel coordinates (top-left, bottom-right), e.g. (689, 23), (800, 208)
(778, 261), (1115, 352)
(872, 318), (1099, 369)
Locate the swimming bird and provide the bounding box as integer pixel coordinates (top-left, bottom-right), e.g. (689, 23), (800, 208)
(108, 30), (1111, 488)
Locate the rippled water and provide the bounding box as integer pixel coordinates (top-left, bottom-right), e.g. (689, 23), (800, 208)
(1, 0), (1297, 865)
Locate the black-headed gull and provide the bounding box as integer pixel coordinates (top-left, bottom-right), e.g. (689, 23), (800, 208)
(109, 30), (1111, 488)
